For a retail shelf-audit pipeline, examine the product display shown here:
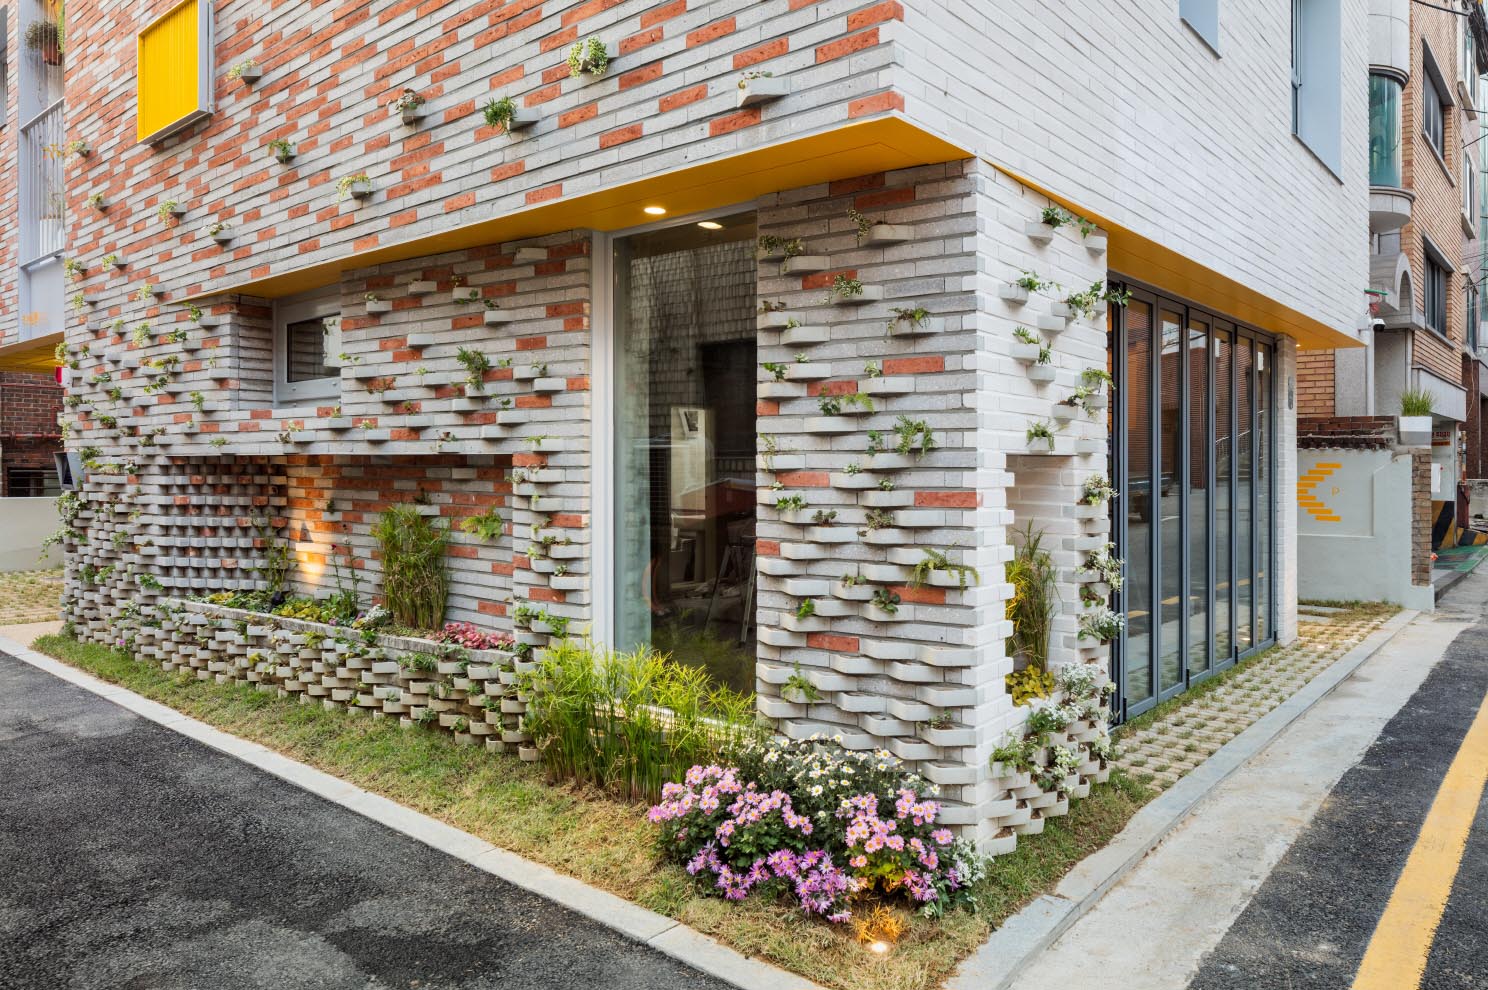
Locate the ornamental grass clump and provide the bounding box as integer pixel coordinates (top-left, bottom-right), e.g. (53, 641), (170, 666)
(522, 639), (759, 802)
(647, 736), (984, 923)
(372, 504), (450, 630)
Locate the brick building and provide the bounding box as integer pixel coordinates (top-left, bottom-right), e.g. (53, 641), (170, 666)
(8, 0), (1369, 846)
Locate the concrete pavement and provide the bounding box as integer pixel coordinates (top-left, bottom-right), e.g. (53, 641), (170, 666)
(0, 649), (735, 990)
(1004, 565), (1488, 989)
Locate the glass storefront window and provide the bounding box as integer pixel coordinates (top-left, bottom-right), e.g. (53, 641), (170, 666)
(1115, 288), (1276, 719)
(1123, 299), (1155, 708)
(613, 213), (759, 693)
(1369, 73), (1403, 187)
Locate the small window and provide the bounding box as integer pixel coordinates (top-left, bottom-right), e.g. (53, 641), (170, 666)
(1467, 283), (1479, 351)
(1180, 0), (1219, 53)
(1291, 0), (1342, 172)
(1465, 150), (1477, 221)
(1424, 72), (1445, 159)
(274, 288), (340, 403)
(137, 0), (214, 144)
(1424, 254), (1448, 336)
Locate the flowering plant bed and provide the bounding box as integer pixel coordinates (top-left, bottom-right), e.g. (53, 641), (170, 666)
(649, 736), (982, 922)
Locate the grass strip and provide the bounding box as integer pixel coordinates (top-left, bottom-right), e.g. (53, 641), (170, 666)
(29, 633), (1151, 990)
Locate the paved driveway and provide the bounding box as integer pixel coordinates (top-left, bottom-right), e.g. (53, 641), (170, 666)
(0, 651), (730, 990)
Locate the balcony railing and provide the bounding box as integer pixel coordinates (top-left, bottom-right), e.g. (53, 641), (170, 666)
(20, 98), (65, 266)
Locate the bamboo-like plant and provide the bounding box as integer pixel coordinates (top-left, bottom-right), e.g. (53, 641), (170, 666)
(1005, 523), (1058, 675)
(372, 504), (450, 630)
(521, 639), (759, 801)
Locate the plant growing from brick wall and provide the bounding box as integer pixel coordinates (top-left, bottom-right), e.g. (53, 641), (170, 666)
(909, 548), (979, 590)
(459, 507), (504, 542)
(372, 504), (450, 630)
(483, 96), (519, 135)
(824, 273), (863, 303)
(268, 138), (296, 164)
(567, 37), (609, 78)
(1005, 523), (1057, 689)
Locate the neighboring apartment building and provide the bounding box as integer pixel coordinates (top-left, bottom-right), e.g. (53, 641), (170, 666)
(0, 1), (67, 494)
(1298, 0), (1487, 606)
(33, 0), (1367, 845)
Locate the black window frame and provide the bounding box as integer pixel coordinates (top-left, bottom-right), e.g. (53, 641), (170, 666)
(1424, 251), (1448, 336)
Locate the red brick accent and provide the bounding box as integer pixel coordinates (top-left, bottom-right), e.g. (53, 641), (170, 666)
(558, 102), (598, 128)
(778, 471), (829, 488)
(892, 585), (945, 605)
(815, 29), (878, 64)
(659, 84), (708, 112)
(801, 268), (856, 291)
(883, 356), (944, 375)
(848, 91), (904, 118)
(849, 1), (904, 29)
(708, 107), (761, 136)
(526, 183), (562, 204)
(599, 123), (643, 148)
(806, 632), (859, 653)
(914, 491), (979, 508)
(618, 62), (663, 89)
(621, 27), (664, 55)
(641, 0), (686, 27)
(733, 38), (787, 69)
(686, 17), (735, 47)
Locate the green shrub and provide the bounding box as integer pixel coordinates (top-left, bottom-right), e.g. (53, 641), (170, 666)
(1400, 387), (1435, 417)
(522, 639), (759, 801)
(1005, 523), (1058, 682)
(372, 505), (449, 630)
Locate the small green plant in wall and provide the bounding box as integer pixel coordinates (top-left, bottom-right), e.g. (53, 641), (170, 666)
(824, 273), (864, 303)
(455, 348), (491, 393)
(762, 361), (787, 381)
(1079, 473), (1118, 505)
(337, 173), (372, 201)
(482, 96), (523, 135)
(892, 416), (935, 459)
(871, 588), (901, 615)
(757, 234), (804, 260)
(567, 37), (609, 78)
(157, 199), (182, 225)
(1026, 419), (1058, 451)
(887, 306), (931, 334)
(910, 548), (979, 590)
(87, 193), (106, 212)
(460, 507), (504, 543)
(268, 138), (296, 164)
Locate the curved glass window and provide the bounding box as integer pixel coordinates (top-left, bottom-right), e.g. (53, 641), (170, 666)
(1369, 73), (1403, 187)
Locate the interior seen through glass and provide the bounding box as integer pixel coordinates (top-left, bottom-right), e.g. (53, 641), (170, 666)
(613, 213), (759, 694)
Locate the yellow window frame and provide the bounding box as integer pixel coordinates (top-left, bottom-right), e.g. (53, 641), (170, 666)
(137, 0), (213, 144)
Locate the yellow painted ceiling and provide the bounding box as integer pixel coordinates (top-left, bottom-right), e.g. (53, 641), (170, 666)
(0, 332), (63, 373)
(190, 117), (969, 301)
(993, 162), (1363, 351)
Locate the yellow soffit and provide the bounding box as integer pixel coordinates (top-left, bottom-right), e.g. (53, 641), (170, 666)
(189, 116), (972, 302)
(989, 161), (1363, 351)
(0, 332), (63, 372)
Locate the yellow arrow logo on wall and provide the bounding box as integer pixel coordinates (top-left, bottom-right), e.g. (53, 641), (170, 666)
(1298, 462), (1342, 522)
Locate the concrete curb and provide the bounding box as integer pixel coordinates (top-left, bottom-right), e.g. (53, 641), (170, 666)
(0, 634), (821, 990)
(945, 607), (1422, 990)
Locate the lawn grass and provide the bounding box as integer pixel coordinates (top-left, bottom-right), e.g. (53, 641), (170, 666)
(0, 568), (64, 624)
(30, 633), (1152, 990)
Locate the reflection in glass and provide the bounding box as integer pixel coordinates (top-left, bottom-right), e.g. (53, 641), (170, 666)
(1214, 328), (1233, 663)
(1124, 300), (1154, 707)
(1158, 309), (1184, 695)
(1187, 318), (1211, 679)
(1369, 74), (1404, 187)
(1236, 339), (1255, 652)
(1257, 343), (1272, 642)
(613, 214), (759, 693)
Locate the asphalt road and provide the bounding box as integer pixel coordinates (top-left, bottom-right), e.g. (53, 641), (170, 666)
(1189, 614), (1488, 989)
(0, 651), (730, 990)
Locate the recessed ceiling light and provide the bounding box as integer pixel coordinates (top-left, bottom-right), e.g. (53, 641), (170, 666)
(697, 221), (723, 230)
(643, 206), (666, 215)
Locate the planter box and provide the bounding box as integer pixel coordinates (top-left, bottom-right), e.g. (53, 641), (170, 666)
(1052, 403), (1080, 422)
(211, 231), (234, 245)
(366, 299), (393, 314)
(736, 75), (789, 108)
(757, 311), (797, 330)
(1036, 313), (1069, 333)
(862, 224), (911, 246)
(998, 284), (1029, 304)
(1084, 233), (1109, 254)
(483, 309), (514, 325)
(408, 280), (437, 295)
(781, 255), (830, 275)
(452, 288), (482, 305)
(888, 315), (944, 336)
(236, 65), (263, 83)
(1011, 341), (1041, 362)
(1398, 415), (1432, 447)
(829, 285), (884, 306)
(1027, 364), (1057, 383)
(400, 106), (427, 125)
(1085, 392), (1109, 411)
(782, 324), (829, 346)
(348, 184), (373, 202)
(1025, 221), (1055, 244)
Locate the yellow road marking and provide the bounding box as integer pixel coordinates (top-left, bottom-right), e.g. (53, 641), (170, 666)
(1352, 687), (1488, 990)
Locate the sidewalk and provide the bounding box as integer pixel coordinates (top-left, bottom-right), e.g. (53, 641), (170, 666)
(995, 572), (1486, 988)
